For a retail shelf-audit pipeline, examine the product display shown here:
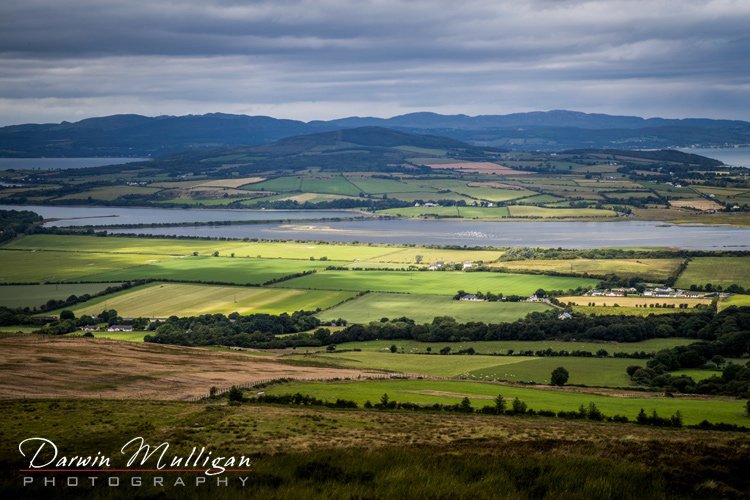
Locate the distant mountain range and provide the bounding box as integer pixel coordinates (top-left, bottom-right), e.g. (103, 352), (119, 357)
(1, 110), (749, 157)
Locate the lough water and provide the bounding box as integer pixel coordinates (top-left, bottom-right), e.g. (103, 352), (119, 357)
(106, 219), (750, 250)
(0, 205), (365, 226)
(0, 157), (149, 170)
(678, 147), (750, 168)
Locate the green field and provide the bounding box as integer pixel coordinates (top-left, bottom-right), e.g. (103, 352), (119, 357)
(676, 257), (750, 288)
(492, 258), (683, 281)
(81, 256), (338, 284)
(0, 283), (123, 308)
(264, 379), (749, 425)
(274, 270), (597, 296)
(345, 175), (428, 194)
(0, 249), (173, 283)
(329, 338), (696, 355)
(719, 294), (750, 311)
(5, 234), (399, 261)
(67, 330), (148, 342)
(60, 282), (356, 317)
(293, 351), (641, 386)
(317, 293), (551, 323)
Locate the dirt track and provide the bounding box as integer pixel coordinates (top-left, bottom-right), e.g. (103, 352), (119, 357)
(0, 335), (379, 400)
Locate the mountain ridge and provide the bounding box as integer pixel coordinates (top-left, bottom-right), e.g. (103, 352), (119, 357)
(1, 110), (748, 157)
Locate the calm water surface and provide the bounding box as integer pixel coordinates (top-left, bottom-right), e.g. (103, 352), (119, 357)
(106, 219), (750, 250)
(0, 157), (149, 170)
(0, 204), (365, 226)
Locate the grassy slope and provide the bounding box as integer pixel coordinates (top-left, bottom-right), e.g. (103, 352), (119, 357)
(2, 400), (748, 498)
(61, 282), (356, 317)
(265, 379), (749, 426)
(316, 292), (551, 323)
(273, 270), (597, 296)
(329, 338), (696, 355)
(290, 351), (641, 387)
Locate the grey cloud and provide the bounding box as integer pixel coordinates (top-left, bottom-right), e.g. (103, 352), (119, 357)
(0, 0), (748, 124)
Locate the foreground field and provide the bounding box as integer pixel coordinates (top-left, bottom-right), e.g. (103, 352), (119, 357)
(265, 379), (749, 426)
(676, 256), (750, 288)
(0, 282), (122, 308)
(61, 282), (356, 318)
(274, 270), (597, 296)
(2, 400), (748, 498)
(0, 335), (380, 400)
(316, 292), (551, 323)
(291, 351), (641, 386)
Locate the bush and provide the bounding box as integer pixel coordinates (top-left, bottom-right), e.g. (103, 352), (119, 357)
(551, 367), (569, 386)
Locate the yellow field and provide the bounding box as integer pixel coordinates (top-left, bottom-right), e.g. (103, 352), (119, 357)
(507, 206), (617, 218)
(65, 282), (356, 317)
(668, 199), (723, 211)
(561, 296), (712, 308)
(195, 176), (265, 188)
(490, 258), (683, 280)
(369, 247), (504, 265)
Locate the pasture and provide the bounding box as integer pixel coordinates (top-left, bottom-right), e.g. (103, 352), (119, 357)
(491, 258), (683, 281)
(293, 351), (640, 387)
(0, 249), (172, 283)
(6, 234), (399, 261)
(274, 270), (598, 296)
(675, 256), (750, 288)
(328, 338), (695, 355)
(719, 294), (750, 311)
(62, 282), (356, 318)
(0, 282), (122, 308)
(81, 255), (338, 284)
(316, 293), (550, 324)
(264, 379), (749, 426)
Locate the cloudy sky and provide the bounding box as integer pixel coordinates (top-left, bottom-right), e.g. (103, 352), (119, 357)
(0, 0), (749, 125)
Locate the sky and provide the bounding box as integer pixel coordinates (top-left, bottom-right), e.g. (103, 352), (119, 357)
(0, 0), (749, 125)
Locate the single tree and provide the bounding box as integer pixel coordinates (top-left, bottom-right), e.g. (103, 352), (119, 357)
(390, 344), (398, 353)
(551, 366), (570, 386)
(227, 386), (243, 402)
(494, 394), (506, 413)
(459, 397), (473, 413)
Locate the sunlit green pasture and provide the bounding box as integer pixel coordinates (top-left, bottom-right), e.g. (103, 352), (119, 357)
(274, 270), (597, 296)
(330, 338), (696, 355)
(290, 351), (641, 386)
(264, 379), (749, 425)
(59, 282), (356, 318)
(317, 293), (550, 323)
(81, 256), (340, 285)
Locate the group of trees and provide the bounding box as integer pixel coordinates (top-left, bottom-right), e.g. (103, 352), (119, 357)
(143, 308), (727, 350)
(0, 209), (42, 242)
(626, 307), (750, 397)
